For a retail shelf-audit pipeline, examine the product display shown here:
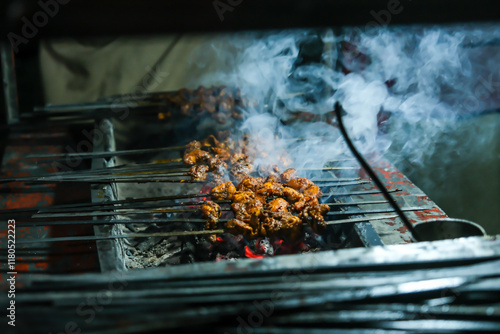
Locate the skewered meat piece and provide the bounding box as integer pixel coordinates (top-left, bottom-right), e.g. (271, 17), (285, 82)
(286, 178), (314, 192)
(292, 196), (329, 234)
(226, 219), (258, 239)
(282, 187), (304, 202)
(189, 165), (209, 181)
(237, 177), (264, 192)
(303, 185), (322, 199)
(211, 181), (236, 200)
(266, 198), (289, 213)
(232, 190), (256, 204)
(183, 149), (211, 165)
(230, 162), (254, 183)
(185, 140), (201, 152)
(209, 174), (227, 186)
(212, 147), (231, 161)
(265, 174), (280, 183)
(200, 201), (221, 229)
(280, 168), (297, 183)
(208, 157), (228, 172)
(261, 212), (303, 242)
(256, 181), (283, 197)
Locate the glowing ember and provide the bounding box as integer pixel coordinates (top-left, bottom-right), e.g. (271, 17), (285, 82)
(244, 246), (264, 259)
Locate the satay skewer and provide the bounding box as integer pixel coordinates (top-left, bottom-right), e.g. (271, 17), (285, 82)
(0, 189), (403, 216)
(31, 206), (430, 219)
(17, 214), (404, 242)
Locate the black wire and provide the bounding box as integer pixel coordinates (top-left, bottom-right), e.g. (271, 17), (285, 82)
(334, 102), (421, 241)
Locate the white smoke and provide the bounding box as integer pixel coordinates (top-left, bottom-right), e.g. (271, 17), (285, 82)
(188, 24), (500, 173)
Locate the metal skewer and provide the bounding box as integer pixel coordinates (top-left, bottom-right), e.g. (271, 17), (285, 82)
(0, 189), (402, 216)
(0, 164), (359, 183)
(27, 146), (186, 159)
(30, 199), (391, 218)
(19, 214), (400, 228)
(31, 205), (430, 219)
(17, 213), (405, 243)
(17, 230), (226, 244)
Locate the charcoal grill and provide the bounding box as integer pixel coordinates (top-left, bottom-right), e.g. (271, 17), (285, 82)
(2, 2), (500, 333)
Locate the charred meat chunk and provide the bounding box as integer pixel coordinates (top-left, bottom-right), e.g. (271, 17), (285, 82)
(280, 168), (297, 183)
(303, 185), (322, 199)
(185, 140), (201, 152)
(208, 156), (228, 172)
(261, 212), (303, 242)
(183, 149), (211, 165)
(211, 181), (236, 200)
(286, 178), (314, 192)
(266, 198), (289, 213)
(237, 177), (264, 192)
(256, 181), (283, 197)
(282, 187), (304, 202)
(226, 219), (258, 239)
(200, 201), (221, 229)
(189, 165), (209, 181)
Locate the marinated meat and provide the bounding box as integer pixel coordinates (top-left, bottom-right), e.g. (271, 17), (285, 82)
(200, 201), (221, 229)
(208, 156), (228, 172)
(282, 187), (304, 202)
(303, 185), (322, 199)
(189, 165), (209, 181)
(230, 162), (254, 182)
(183, 149), (211, 165)
(256, 181), (283, 197)
(185, 140), (201, 152)
(266, 198), (289, 213)
(210, 181), (236, 200)
(212, 147), (231, 161)
(226, 219), (258, 239)
(261, 212), (303, 242)
(286, 178), (314, 192)
(237, 177), (264, 192)
(280, 168), (297, 183)
(232, 191), (256, 204)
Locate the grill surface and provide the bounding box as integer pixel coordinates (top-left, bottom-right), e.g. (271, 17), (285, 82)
(90, 118), (447, 272)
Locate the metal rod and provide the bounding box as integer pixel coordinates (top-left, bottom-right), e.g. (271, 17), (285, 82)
(17, 214), (405, 242)
(27, 147), (186, 159)
(1, 42), (19, 124)
(32, 205), (429, 219)
(18, 218), (219, 227)
(17, 230), (226, 244)
(0, 189), (402, 216)
(30, 199), (390, 217)
(334, 103), (420, 240)
(19, 214), (400, 227)
(326, 206), (431, 216)
(0, 166), (359, 182)
(326, 214), (399, 225)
